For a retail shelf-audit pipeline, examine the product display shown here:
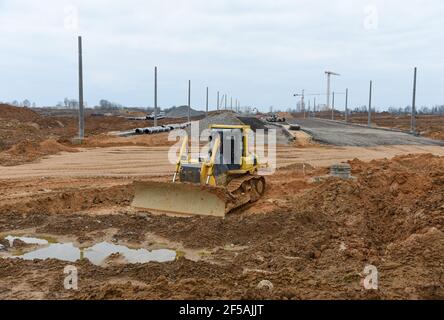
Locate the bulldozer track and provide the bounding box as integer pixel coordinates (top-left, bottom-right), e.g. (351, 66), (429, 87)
(227, 175), (262, 193)
(225, 175), (266, 211)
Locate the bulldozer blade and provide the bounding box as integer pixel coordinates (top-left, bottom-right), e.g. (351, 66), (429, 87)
(132, 181), (230, 217)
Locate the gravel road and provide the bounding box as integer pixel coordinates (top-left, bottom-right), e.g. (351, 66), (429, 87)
(290, 118), (444, 146)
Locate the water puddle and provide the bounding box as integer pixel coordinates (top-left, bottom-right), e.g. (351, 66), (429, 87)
(5, 235), (49, 247)
(84, 242), (176, 265)
(17, 243), (80, 262)
(1, 235), (176, 266)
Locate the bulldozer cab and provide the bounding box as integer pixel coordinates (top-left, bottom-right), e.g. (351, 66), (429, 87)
(179, 125), (254, 185)
(208, 127), (244, 170)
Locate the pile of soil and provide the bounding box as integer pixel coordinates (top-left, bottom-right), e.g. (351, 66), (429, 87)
(0, 139), (76, 166)
(293, 131), (315, 147)
(0, 104), (41, 122)
(0, 104), (193, 165)
(189, 111), (244, 135)
(166, 106), (205, 118)
(295, 153), (443, 249)
(0, 119), (43, 152)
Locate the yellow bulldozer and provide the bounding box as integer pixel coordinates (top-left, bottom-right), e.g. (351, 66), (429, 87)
(132, 124), (266, 217)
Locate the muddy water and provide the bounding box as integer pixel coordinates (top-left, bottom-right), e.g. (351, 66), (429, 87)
(5, 235), (49, 246)
(2, 236), (176, 266)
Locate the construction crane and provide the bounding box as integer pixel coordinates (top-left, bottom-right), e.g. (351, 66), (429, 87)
(294, 90), (346, 119)
(293, 91), (329, 118)
(293, 90), (305, 113)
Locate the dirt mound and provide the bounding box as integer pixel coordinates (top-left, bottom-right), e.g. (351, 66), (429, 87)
(189, 112), (292, 145)
(8, 139), (73, 156)
(0, 105), (52, 153)
(190, 111), (244, 134)
(237, 116), (268, 131)
(293, 154), (444, 248)
(381, 227), (444, 299)
(293, 131), (316, 147)
(0, 182), (132, 216)
(0, 139), (76, 166)
(0, 107), (189, 162)
(166, 106), (205, 118)
(0, 104), (41, 122)
(0, 119), (43, 151)
(276, 112), (293, 119)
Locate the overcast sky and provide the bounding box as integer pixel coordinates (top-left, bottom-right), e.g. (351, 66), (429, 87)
(1, 0), (443, 111)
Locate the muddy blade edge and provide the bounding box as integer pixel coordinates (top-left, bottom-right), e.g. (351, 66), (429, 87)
(131, 181), (229, 217)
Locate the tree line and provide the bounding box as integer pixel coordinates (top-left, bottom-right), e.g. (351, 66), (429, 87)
(3, 99), (36, 108)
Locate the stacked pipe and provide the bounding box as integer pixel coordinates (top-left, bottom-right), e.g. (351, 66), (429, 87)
(134, 122), (190, 135)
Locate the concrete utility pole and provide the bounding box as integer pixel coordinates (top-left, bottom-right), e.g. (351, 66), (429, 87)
(217, 91), (220, 110)
(411, 67), (417, 134)
(368, 81), (373, 127)
(78, 36), (84, 141)
(301, 90), (305, 116)
(230, 97), (233, 110)
(314, 97), (316, 117)
(325, 71), (340, 110)
(154, 66), (158, 127)
(188, 80), (191, 123)
(225, 94), (227, 109)
(206, 86), (209, 116)
(345, 88), (349, 123)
